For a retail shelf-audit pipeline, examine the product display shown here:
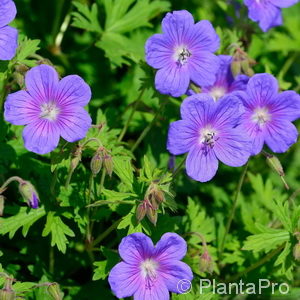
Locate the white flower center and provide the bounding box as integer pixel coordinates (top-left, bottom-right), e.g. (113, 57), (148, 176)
(200, 127), (217, 147)
(140, 259), (158, 280)
(210, 87), (227, 101)
(174, 45), (191, 65)
(252, 107), (271, 126)
(40, 102), (60, 121)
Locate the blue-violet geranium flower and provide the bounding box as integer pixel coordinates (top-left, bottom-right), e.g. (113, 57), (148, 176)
(237, 73), (300, 155)
(4, 64), (92, 154)
(0, 0), (18, 60)
(167, 94), (252, 182)
(145, 10), (220, 97)
(244, 0), (299, 32)
(108, 232), (193, 300)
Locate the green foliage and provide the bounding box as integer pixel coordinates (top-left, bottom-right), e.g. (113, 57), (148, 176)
(42, 212), (75, 254)
(0, 207), (45, 238)
(1, 0), (300, 299)
(72, 2), (102, 33)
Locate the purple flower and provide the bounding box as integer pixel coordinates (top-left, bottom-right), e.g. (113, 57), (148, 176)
(244, 0), (299, 32)
(0, 0), (18, 60)
(4, 64), (92, 154)
(201, 55), (249, 101)
(18, 181), (39, 209)
(145, 10), (220, 97)
(236, 73), (300, 155)
(108, 232), (193, 300)
(167, 94), (251, 182)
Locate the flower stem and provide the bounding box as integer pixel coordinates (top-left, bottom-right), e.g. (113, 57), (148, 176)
(118, 88), (145, 142)
(219, 162), (249, 261)
(86, 174), (94, 244)
(131, 100), (166, 153)
(224, 244), (285, 282)
(0, 176), (24, 194)
(92, 218), (122, 247)
(172, 154), (187, 178)
(278, 52), (299, 82)
(98, 168), (106, 194)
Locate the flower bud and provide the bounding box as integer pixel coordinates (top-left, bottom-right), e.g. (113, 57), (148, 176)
(0, 290), (16, 300)
(18, 181), (39, 209)
(70, 146), (82, 172)
(0, 195), (4, 216)
(147, 194), (159, 210)
(266, 155), (285, 176)
(152, 189), (164, 204)
(90, 152), (103, 176)
(146, 207), (158, 226)
(293, 243), (300, 261)
(47, 283), (63, 300)
(241, 59), (250, 75)
(231, 60), (241, 77)
(104, 154), (113, 177)
(136, 202), (147, 223)
(199, 250), (213, 274)
(0, 277), (15, 300)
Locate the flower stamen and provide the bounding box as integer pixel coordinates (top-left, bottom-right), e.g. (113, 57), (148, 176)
(140, 258), (158, 288)
(252, 107), (271, 126)
(174, 46), (191, 65)
(40, 102), (60, 121)
(200, 127), (217, 147)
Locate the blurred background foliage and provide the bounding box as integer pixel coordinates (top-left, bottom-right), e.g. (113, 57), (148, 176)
(0, 0), (300, 299)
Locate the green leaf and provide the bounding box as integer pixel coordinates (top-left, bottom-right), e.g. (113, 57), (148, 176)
(0, 207), (46, 238)
(42, 212), (75, 253)
(112, 156), (134, 190)
(272, 197), (292, 232)
(243, 225), (290, 253)
(103, 0), (170, 34)
(12, 281), (36, 293)
(93, 246), (120, 280)
(72, 1), (102, 33)
(12, 36), (40, 67)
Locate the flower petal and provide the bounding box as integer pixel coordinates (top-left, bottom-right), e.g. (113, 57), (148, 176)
(269, 91), (300, 122)
(265, 120), (298, 153)
(22, 120), (60, 154)
(241, 110), (265, 155)
(269, 0), (299, 8)
(160, 260), (193, 294)
(229, 75), (249, 93)
(56, 75), (91, 107)
(25, 64), (59, 102)
(154, 233), (187, 261)
(155, 64), (189, 97)
(4, 91), (40, 125)
(186, 144), (219, 182)
(108, 262), (141, 299)
(0, 25), (18, 60)
(188, 51), (219, 87)
(245, 0), (282, 32)
(167, 120), (198, 155)
(162, 10), (194, 44)
(259, 5), (282, 32)
(118, 233), (154, 264)
(244, 73), (278, 109)
(212, 94), (245, 128)
(214, 127), (251, 167)
(180, 94), (215, 125)
(145, 33), (173, 69)
(57, 106), (91, 143)
(134, 279), (170, 300)
(0, 0), (17, 27)
(188, 20), (220, 52)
